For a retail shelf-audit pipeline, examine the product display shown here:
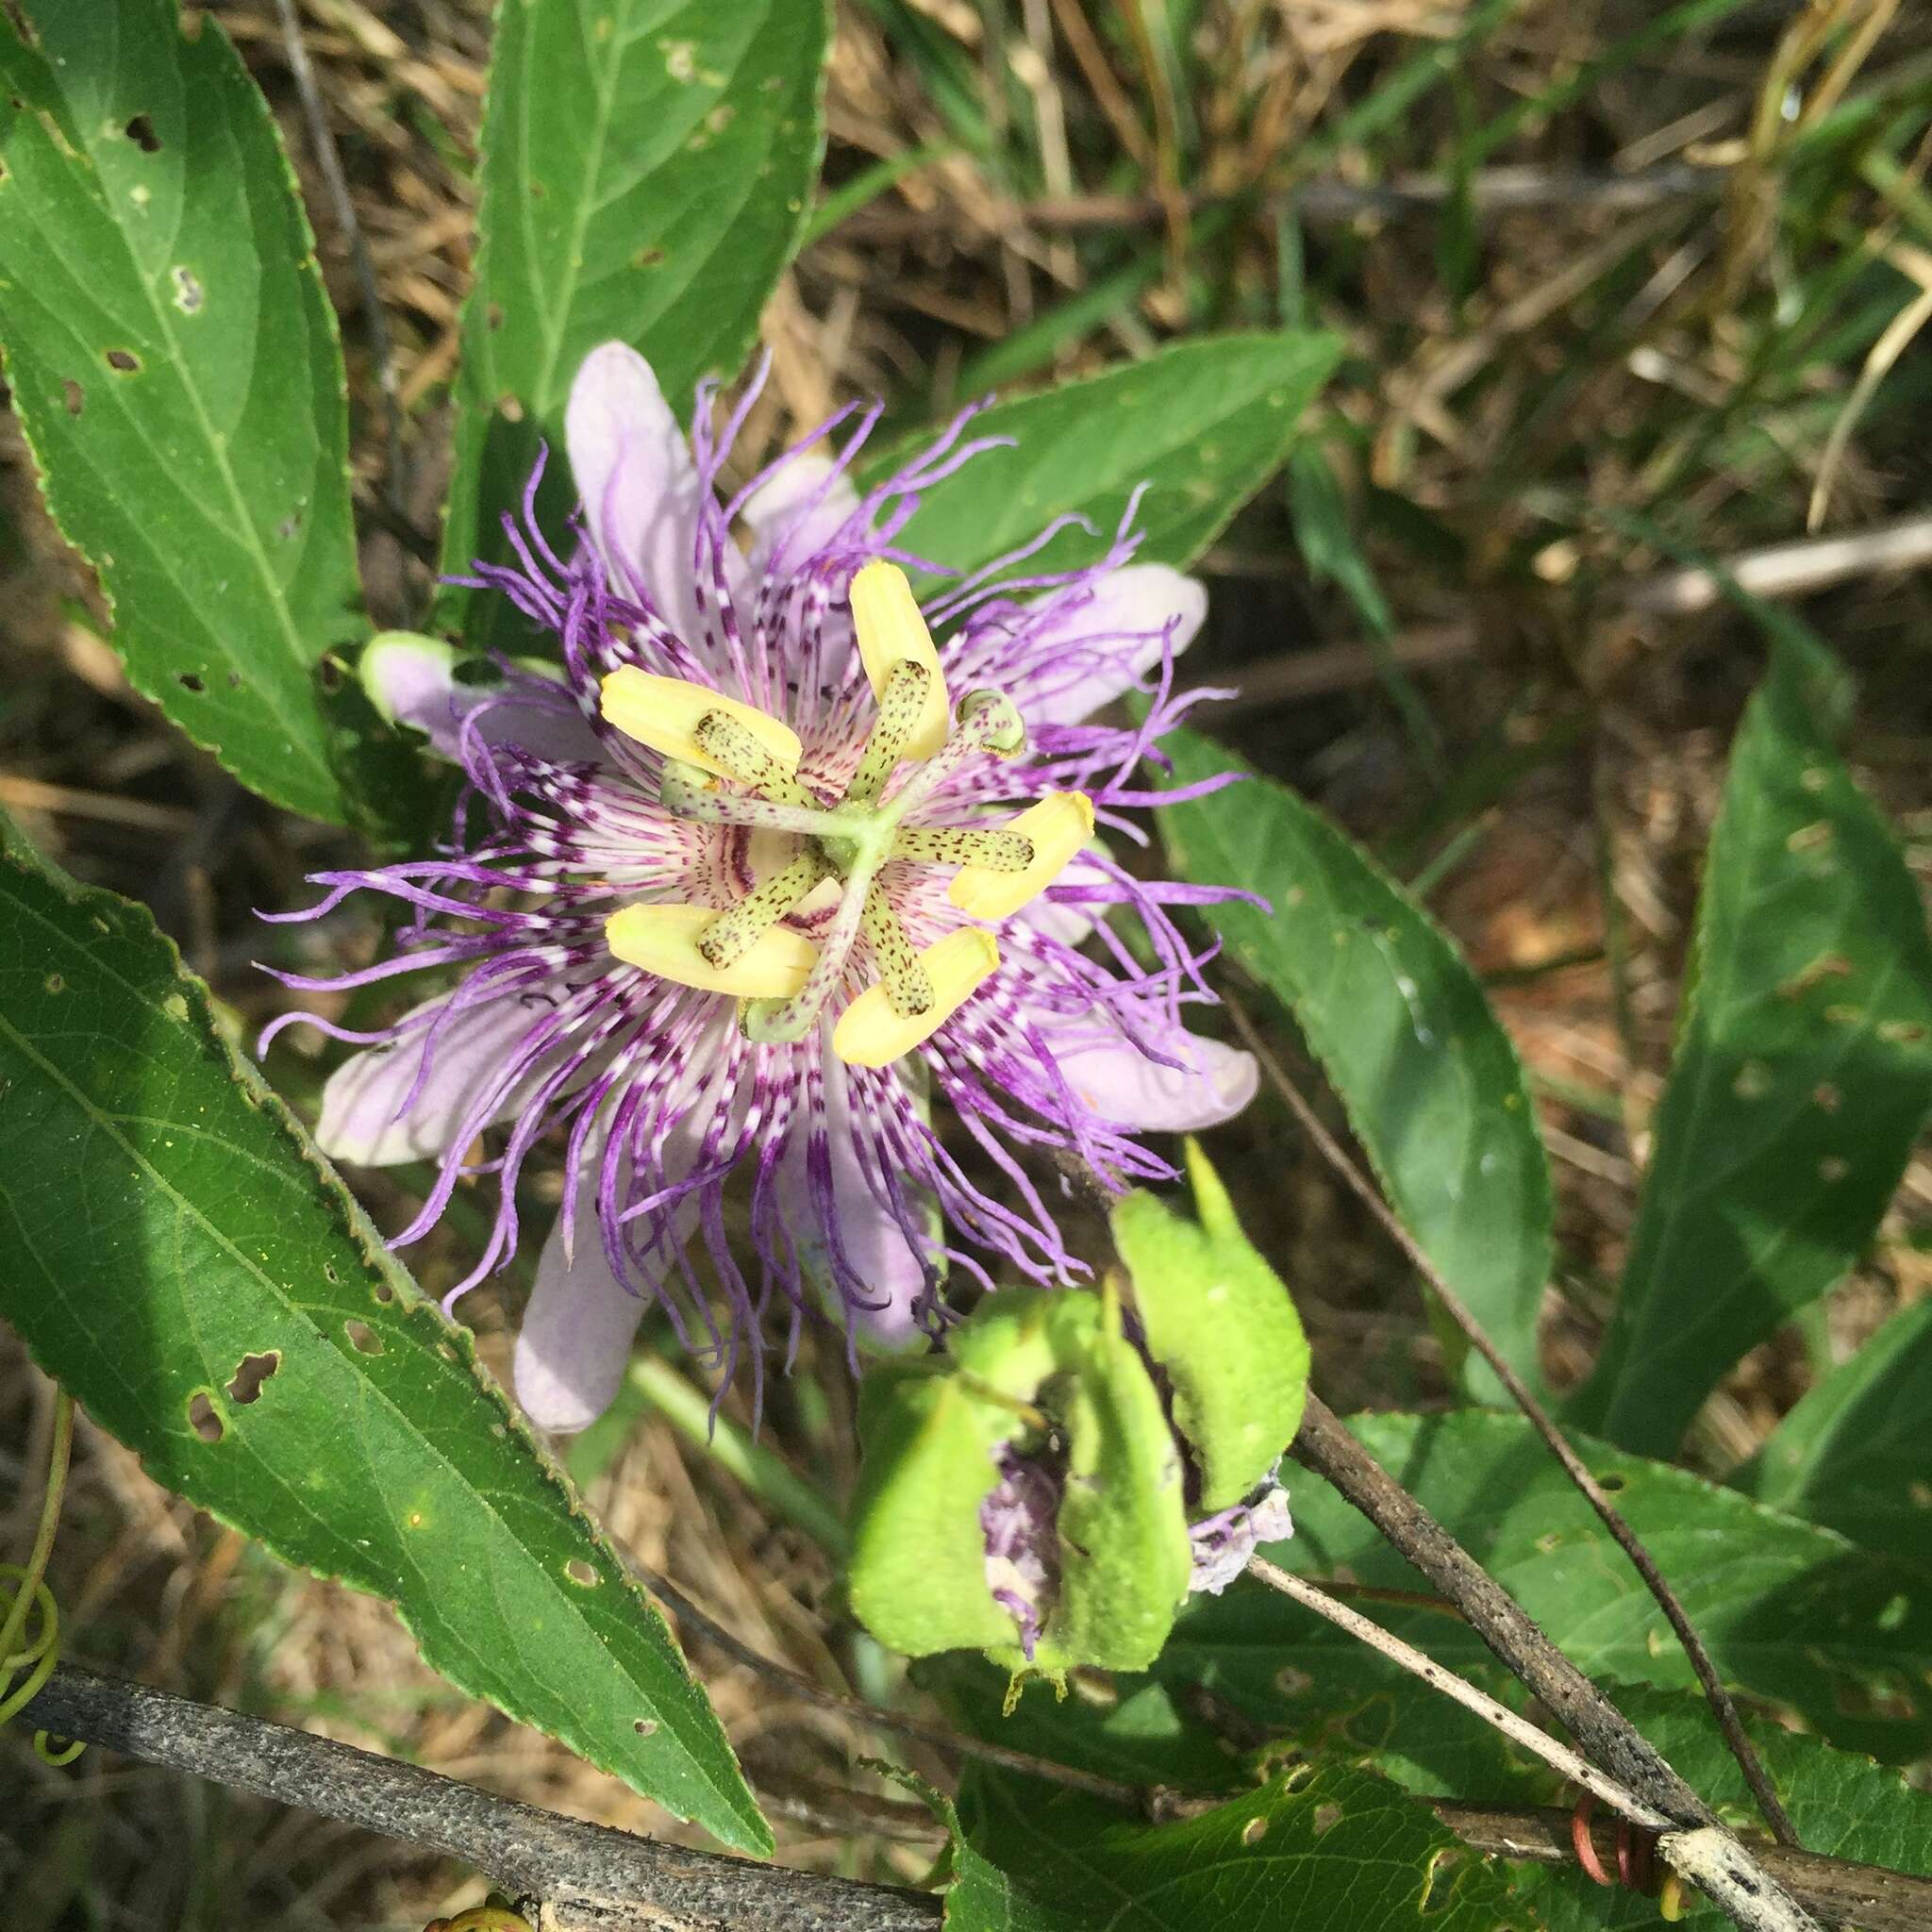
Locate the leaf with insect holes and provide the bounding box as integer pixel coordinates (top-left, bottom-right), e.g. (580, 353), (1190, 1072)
(0, 0), (382, 825)
(0, 843), (768, 1853)
(871, 332), (1342, 581)
(947, 1760), (1520, 1932)
(441, 0), (830, 643)
(1154, 728), (1553, 1402)
(1569, 632), (1932, 1455)
(1163, 1408), (1932, 1769)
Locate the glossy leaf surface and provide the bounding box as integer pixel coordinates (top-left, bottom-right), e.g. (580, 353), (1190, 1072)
(0, 0), (367, 821)
(1572, 637), (1932, 1452)
(1157, 730), (1553, 1397)
(0, 852), (767, 1851)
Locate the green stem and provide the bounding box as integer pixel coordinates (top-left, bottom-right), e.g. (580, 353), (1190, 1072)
(0, 1389), (73, 1669)
(627, 1357), (850, 1558)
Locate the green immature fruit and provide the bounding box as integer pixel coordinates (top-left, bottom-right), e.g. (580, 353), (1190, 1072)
(846, 1285), (1194, 1676)
(1038, 1279), (1192, 1674)
(1111, 1140), (1310, 1512)
(955, 1284), (1192, 1677)
(847, 1360), (1015, 1659)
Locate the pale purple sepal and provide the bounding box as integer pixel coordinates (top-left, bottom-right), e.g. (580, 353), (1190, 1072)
(1049, 1006), (1258, 1131)
(317, 994), (544, 1167)
(360, 632), (603, 767)
(566, 341), (743, 639)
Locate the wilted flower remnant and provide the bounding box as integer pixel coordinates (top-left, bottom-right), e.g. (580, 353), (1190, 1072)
(264, 343), (1256, 1428)
(848, 1146), (1308, 1676)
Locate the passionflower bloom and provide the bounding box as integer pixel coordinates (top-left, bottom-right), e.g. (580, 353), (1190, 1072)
(264, 343), (1256, 1429)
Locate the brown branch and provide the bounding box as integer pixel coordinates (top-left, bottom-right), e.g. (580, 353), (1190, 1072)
(1285, 1399), (1821, 1930)
(22, 1664), (941, 1932)
(270, 0), (407, 525)
(29, 1664), (1927, 1931)
(1438, 1803), (1932, 1932)
(835, 162), (1724, 242)
(1233, 1003), (1798, 1846)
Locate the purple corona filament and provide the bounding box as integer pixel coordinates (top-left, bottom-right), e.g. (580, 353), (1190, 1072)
(261, 343), (1257, 1432)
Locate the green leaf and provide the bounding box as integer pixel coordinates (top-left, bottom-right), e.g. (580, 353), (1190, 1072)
(1735, 1298), (1932, 1562)
(441, 0), (830, 636)
(874, 332), (1341, 581)
(0, 0), (366, 824)
(1570, 636), (1932, 1453)
(0, 855), (768, 1853)
(1112, 1142), (1308, 1511)
(1164, 1409), (1932, 1765)
(950, 1762), (1520, 1932)
(1155, 730), (1553, 1399)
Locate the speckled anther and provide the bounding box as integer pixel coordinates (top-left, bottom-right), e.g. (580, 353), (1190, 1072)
(599, 667), (802, 780)
(851, 560), (951, 759)
(949, 791), (1095, 922)
(834, 929), (1000, 1068)
(606, 902), (816, 996)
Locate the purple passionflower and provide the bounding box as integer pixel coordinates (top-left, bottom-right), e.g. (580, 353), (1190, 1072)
(263, 343), (1256, 1429)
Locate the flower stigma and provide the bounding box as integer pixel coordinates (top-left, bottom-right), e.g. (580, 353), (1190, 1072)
(596, 561), (1089, 1068)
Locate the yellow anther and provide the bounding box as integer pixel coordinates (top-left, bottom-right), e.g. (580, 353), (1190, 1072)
(606, 903), (816, 997)
(599, 667), (802, 780)
(850, 561), (950, 762)
(833, 928), (999, 1068)
(947, 791), (1094, 923)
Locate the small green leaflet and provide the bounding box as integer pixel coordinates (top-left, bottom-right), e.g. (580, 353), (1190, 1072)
(1735, 1297), (1932, 1565)
(1156, 729), (1553, 1399)
(0, 851), (767, 1853)
(873, 332), (1341, 580)
(1165, 1408), (1932, 1766)
(1570, 633), (1932, 1454)
(950, 1761), (1520, 1932)
(0, 0), (367, 824)
(441, 0), (830, 640)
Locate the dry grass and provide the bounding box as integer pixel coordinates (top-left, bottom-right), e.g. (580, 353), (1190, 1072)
(4, 0), (1931, 1923)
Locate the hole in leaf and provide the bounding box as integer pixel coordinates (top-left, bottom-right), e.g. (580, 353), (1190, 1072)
(1279, 1762), (1315, 1794)
(565, 1559), (599, 1588)
(104, 348), (141, 373)
(225, 1351), (280, 1405)
(344, 1320), (383, 1356)
(1311, 1804), (1341, 1839)
(1240, 1816), (1268, 1846)
(1419, 1847), (1464, 1914)
(1595, 1472), (1626, 1494)
(177, 673), (205, 693)
(634, 1718), (658, 1737)
(188, 1392), (224, 1442)
(61, 378), (83, 415)
(125, 113), (160, 153)
(372, 1278), (395, 1304)
(172, 266), (202, 312)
